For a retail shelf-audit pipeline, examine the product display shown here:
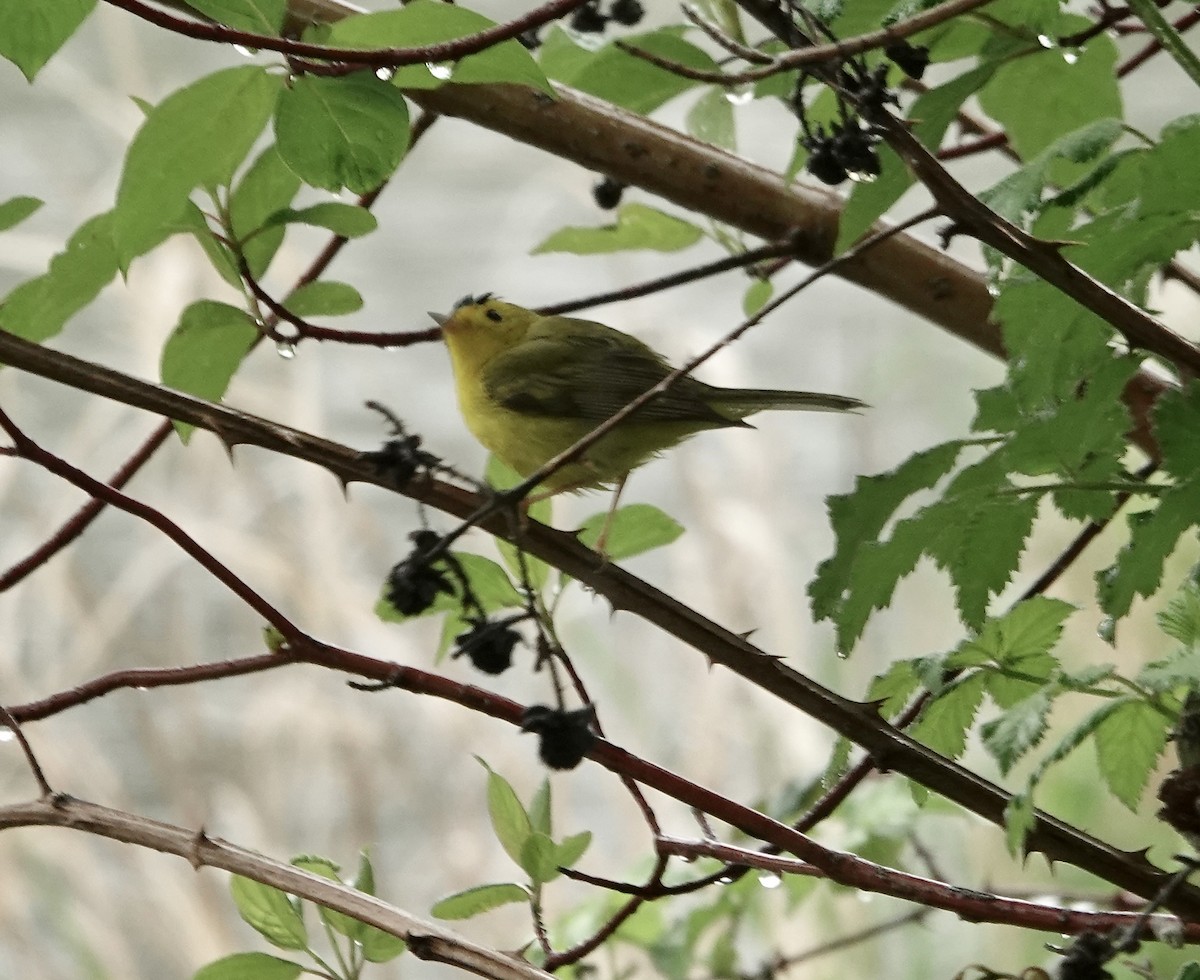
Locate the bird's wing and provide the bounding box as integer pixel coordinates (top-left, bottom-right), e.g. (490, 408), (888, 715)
(481, 317), (735, 426)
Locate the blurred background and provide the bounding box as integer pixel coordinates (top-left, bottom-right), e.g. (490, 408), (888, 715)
(1, 3), (1199, 977)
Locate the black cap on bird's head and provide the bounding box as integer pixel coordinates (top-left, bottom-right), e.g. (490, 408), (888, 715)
(454, 293), (495, 310)
(430, 293), (499, 327)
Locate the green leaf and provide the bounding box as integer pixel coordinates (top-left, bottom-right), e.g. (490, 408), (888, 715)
(480, 760), (533, 867)
(926, 491), (1039, 630)
(956, 597), (1071, 705)
(1138, 115), (1200, 217)
(810, 440), (966, 650)
(430, 883), (529, 920)
(291, 855), (367, 943)
(1159, 581), (1200, 648)
(283, 281), (364, 317)
(981, 688), (1055, 775)
(360, 926), (408, 963)
(539, 26), (713, 113)
(1173, 965), (1200, 980)
(0, 211), (117, 342)
(685, 87), (735, 151)
(979, 23), (1121, 178)
(520, 831), (560, 884)
(160, 301), (259, 443)
(533, 203), (703, 255)
(187, 0), (285, 33)
(230, 146), (302, 278)
(329, 2), (552, 94)
(742, 278), (772, 316)
(352, 850), (376, 895)
(953, 597), (1074, 667)
(1153, 383), (1200, 484)
(375, 551), (524, 622)
(528, 779), (552, 836)
(0, 0), (94, 80)
(274, 72), (410, 194)
(980, 118), (1124, 224)
(576, 503), (684, 560)
(264, 202), (378, 238)
(866, 660), (921, 718)
(1098, 490), (1200, 619)
(113, 67), (280, 268)
(1004, 791), (1036, 856)
(0, 196), (42, 232)
(1093, 697), (1169, 810)
(837, 63), (996, 252)
(555, 830), (592, 870)
(911, 672), (987, 759)
(193, 952), (304, 980)
(229, 876), (307, 950)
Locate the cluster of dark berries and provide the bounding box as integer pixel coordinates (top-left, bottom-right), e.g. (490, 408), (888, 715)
(521, 704), (598, 769)
(789, 35), (928, 187)
(384, 530), (454, 616)
(884, 40), (930, 81)
(453, 616), (523, 675)
(570, 0), (644, 34)
(592, 175), (626, 210)
(1051, 932), (1117, 980)
(802, 118), (883, 186)
(361, 432), (441, 487)
(360, 401), (442, 486)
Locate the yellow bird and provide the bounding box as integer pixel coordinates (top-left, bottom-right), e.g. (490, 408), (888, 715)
(433, 294), (863, 502)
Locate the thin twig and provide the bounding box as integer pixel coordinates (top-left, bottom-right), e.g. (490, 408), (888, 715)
(102, 0), (589, 68)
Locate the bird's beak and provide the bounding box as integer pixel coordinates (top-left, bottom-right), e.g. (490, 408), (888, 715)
(428, 311), (447, 327)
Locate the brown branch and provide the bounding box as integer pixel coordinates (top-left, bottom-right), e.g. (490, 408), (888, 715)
(1117, 5), (1200, 76)
(0, 330), (1192, 913)
(104, 0), (588, 68)
(0, 420), (172, 592)
(620, 0), (997, 86)
(0, 407), (303, 641)
(0, 796), (552, 980)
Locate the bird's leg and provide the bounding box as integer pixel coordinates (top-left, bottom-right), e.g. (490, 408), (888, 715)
(593, 472), (630, 560)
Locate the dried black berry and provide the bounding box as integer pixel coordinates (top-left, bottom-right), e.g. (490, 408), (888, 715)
(884, 41), (930, 80)
(384, 530), (453, 616)
(361, 433), (440, 486)
(521, 704), (598, 770)
(608, 0), (644, 26)
(830, 121), (882, 181)
(592, 175), (625, 210)
(805, 136), (848, 185)
(1055, 932), (1113, 980)
(570, 1), (608, 33)
(453, 618), (521, 675)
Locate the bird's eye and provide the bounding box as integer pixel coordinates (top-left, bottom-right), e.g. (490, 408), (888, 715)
(486, 309), (503, 323)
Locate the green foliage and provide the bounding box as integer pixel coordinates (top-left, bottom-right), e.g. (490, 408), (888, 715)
(274, 73), (410, 194)
(539, 26), (713, 113)
(217, 852), (405, 979)
(230, 877), (308, 950)
(533, 203), (704, 255)
(328, 2), (553, 94)
(193, 952), (304, 980)
(188, 0), (286, 35)
(577, 503), (685, 560)
(0, 195), (42, 232)
(0, 211), (118, 342)
(113, 67), (281, 268)
(160, 301), (259, 442)
(0, 0), (94, 81)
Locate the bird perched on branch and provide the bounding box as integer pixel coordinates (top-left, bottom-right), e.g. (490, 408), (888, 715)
(432, 293), (863, 519)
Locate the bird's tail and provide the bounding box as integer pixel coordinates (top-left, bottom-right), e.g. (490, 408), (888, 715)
(710, 387), (866, 420)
